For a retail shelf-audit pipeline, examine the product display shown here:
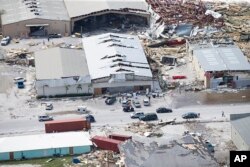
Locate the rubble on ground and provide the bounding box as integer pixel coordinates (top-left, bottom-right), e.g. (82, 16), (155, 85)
(67, 150), (123, 167)
(125, 121), (163, 137)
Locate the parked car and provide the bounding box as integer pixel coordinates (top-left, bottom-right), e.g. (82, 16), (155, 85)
(105, 96), (116, 105)
(13, 77), (26, 83)
(85, 114), (95, 123)
(156, 107), (172, 113)
(205, 141), (215, 153)
(45, 103), (53, 110)
(122, 100), (129, 107)
(17, 81), (25, 89)
(182, 112), (199, 119)
(143, 99), (150, 106)
(1, 36), (11, 46)
(123, 106), (134, 112)
(48, 33), (62, 38)
(139, 113), (158, 121)
(133, 100), (141, 108)
(38, 115), (53, 122)
(130, 112), (144, 119)
(77, 106), (87, 113)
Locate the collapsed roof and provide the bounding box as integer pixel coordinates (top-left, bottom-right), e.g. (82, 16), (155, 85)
(82, 33), (153, 80)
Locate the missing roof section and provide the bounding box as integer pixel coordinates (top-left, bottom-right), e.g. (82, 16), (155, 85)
(101, 54), (126, 60)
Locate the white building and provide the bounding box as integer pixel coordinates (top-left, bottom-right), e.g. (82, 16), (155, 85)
(0, 132), (92, 161)
(82, 33), (154, 95)
(35, 47), (92, 97)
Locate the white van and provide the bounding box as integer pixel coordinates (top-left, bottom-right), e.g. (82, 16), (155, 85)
(143, 99), (150, 106)
(77, 106), (87, 113)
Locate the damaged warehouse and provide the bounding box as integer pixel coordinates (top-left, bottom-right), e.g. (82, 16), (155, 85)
(63, 0), (150, 33)
(82, 33), (155, 95)
(187, 40), (250, 89)
(35, 47), (92, 97)
(0, 0), (70, 37)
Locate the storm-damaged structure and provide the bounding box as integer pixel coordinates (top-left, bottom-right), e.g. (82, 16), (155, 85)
(146, 0), (224, 39)
(187, 39), (250, 89)
(64, 0), (150, 33)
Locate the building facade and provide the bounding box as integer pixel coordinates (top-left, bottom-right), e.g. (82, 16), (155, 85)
(0, 132), (92, 161)
(35, 47), (92, 97)
(83, 33), (154, 95)
(230, 113), (250, 150)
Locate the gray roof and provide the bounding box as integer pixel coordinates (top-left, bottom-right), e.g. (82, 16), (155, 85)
(64, 0), (148, 18)
(119, 140), (218, 167)
(231, 115), (250, 146)
(35, 48), (89, 80)
(0, 0), (70, 25)
(193, 46), (250, 72)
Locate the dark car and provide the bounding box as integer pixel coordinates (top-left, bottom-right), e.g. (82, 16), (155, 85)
(123, 106), (134, 112)
(48, 33), (62, 38)
(139, 113), (158, 121)
(156, 107), (172, 113)
(85, 114), (95, 123)
(105, 96), (116, 105)
(182, 112), (199, 119)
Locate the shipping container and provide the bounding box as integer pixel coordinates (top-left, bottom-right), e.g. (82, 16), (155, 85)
(45, 118), (90, 133)
(91, 136), (122, 153)
(108, 134), (132, 141)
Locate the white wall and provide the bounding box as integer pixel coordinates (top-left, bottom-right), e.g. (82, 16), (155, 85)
(36, 83), (92, 96)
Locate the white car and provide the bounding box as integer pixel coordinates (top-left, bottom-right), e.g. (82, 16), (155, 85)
(133, 100), (141, 108)
(1, 36), (11, 46)
(77, 106), (87, 113)
(143, 99), (150, 106)
(45, 103), (53, 110)
(38, 115), (53, 122)
(130, 112), (144, 119)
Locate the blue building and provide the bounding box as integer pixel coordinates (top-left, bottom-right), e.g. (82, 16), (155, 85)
(0, 132), (92, 161)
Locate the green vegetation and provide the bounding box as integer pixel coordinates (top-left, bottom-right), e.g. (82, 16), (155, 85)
(0, 156), (74, 167)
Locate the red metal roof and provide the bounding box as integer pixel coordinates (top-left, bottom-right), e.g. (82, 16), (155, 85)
(92, 136), (122, 144)
(45, 118), (86, 124)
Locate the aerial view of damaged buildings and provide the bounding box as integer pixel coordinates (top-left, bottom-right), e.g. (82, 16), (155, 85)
(0, 0), (250, 166)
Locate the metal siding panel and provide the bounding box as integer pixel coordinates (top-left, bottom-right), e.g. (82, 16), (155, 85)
(0, 152), (10, 161)
(73, 146), (91, 154)
(13, 152), (22, 160)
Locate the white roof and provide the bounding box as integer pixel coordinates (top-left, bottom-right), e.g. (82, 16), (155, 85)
(0, 132), (92, 153)
(64, 0), (148, 18)
(82, 33), (153, 80)
(35, 47), (89, 80)
(0, 0), (70, 25)
(193, 46), (250, 71)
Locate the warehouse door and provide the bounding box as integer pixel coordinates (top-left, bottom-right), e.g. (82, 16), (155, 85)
(26, 24), (49, 37)
(69, 147), (74, 155)
(9, 152), (14, 160)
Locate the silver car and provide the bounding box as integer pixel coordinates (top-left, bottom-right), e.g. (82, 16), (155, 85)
(130, 112), (144, 119)
(38, 115), (53, 122)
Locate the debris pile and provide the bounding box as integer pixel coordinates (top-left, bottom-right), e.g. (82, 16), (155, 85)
(4, 48), (33, 66)
(125, 121), (163, 137)
(70, 150), (123, 167)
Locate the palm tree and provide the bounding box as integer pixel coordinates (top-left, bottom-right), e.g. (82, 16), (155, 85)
(65, 85), (70, 94)
(76, 84), (82, 93)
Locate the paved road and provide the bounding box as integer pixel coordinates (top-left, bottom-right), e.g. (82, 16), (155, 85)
(0, 102), (249, 136)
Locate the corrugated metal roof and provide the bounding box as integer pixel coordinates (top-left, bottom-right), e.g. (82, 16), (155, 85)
(0, 0), (70, 25)
(64, 0), (148, 18)
(35, 47), (89, 80)
(231, 116), (250, 146)
(0, 132), (92, 153)
(193, 46), (250, 71)
(82, 33), (153, 80)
